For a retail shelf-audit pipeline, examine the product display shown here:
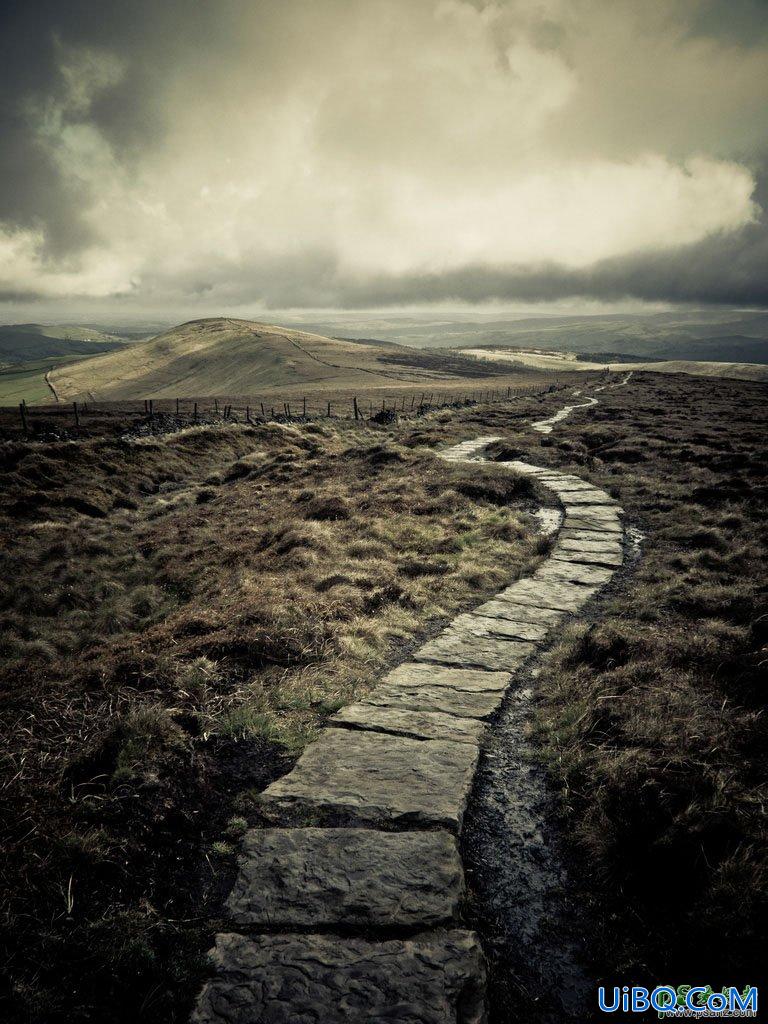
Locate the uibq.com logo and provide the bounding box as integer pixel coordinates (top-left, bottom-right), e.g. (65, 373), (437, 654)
(598, 985), (758, 1018)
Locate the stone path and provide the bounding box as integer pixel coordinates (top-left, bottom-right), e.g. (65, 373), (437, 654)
(532, 370), (633, 431)
(192, 436), (626, 1024)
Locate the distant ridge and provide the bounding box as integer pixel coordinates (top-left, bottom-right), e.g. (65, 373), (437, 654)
(48, 317), (498, 402)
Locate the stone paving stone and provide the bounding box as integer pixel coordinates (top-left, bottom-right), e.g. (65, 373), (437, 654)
(473, 597), (565, 626)
(414, 631), (535, 672)
(535, 561), (614, 586)
(504, 460), (551, 475)
(332, 703), (485, 744)
(563, 503), (621, 520)
(542, 479), (597, 491)
(557, 532), (624, 550)
(385, 662), (510, 692)
(561, 493), (618, 507)
(227, 828), (464, 929)
(498, 577), (599, 612)
(451, 611), (551, 642)
(258, 728), (479, 831)
(552, 548), (623, 568)
(563, 514), (623, 534)
(552, 538), (623, 565)
(191, 930), (487, 1024)
(365, 681), (506, 720)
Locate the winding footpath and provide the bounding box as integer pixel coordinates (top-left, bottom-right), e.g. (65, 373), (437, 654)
(192, 428), (626, 1024)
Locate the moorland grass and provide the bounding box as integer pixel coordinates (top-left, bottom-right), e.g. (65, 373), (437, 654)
(0, 412), (551, 1023)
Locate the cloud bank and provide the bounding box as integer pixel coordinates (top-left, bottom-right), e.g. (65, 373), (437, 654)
(1, 0), (767, 313)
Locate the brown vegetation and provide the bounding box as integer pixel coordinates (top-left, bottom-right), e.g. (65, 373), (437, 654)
(3, 371), (765, 1020)
(490, 373), (768, 987)
(0, 410), (550, 1022)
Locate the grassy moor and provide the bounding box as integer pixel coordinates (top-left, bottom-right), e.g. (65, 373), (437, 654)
(1, 368), (766, 1021)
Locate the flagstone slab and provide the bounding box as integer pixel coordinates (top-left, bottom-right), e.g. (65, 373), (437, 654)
(535, 561), (614, 586)
(385, 662), (511, 692)
(552, 547), (623, 568)
(365, 681), (506, 720)
(332, 703), (485, 744)
(498, 578), (599, 612)
(563, 515), (623, 534)
(553, 537), (623, 563)
(563, 503), (622, 520)
(192, 930), (486, 1024)
(556, 534), (624, 552)
(227, 828), (464, 929)
(451, 611), (551, 642)
(258, 729), (479, 831)
(473, 597), (565, 626)
(414, 632), (535, 672)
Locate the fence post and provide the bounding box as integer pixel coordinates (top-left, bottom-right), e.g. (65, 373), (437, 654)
(353, 397), (359, 421)
(19, 402), (28, 436)
(246, 405), (251, 423)
(260, 402), (265, 417)
(193, 402), (198, 422)
(214, 399), (219, 415)
(176, 398), (180, 416)
(303, 396), (307, 418)
(327, 401), (331, 417)
(149, 399), (154, 420)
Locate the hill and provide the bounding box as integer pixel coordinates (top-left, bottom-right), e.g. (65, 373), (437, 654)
(314, 309), (768, 364)
(460, 346), (768, 382)
(0, 323), (126, 362)
(47, 317), (526, 402)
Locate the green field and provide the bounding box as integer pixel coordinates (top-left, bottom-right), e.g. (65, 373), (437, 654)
(0, 354), (93, 405)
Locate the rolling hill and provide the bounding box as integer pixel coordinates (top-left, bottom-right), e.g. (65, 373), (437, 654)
(48, 317), (502, 402)
(0, 323), (126, 362)
(459, 346), (768, 382)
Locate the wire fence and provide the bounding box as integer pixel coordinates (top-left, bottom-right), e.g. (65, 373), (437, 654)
(11, 381), (570, 437)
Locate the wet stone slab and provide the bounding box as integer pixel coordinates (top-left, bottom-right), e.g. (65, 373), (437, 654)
(227, 828), (464, 929)
(414, 631), (535, 672)
(332, 703), (485, 744)
(192, 930), (487, 1024)
(258, 728), (479, 831)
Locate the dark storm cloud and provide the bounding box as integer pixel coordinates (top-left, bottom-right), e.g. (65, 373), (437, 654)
(0, 0), (220, 253)
(328, 228), (768, 309)
(1, 0), (767, 312)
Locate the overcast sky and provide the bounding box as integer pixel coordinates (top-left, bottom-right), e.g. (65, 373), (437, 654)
(1, 0), (767, 320)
